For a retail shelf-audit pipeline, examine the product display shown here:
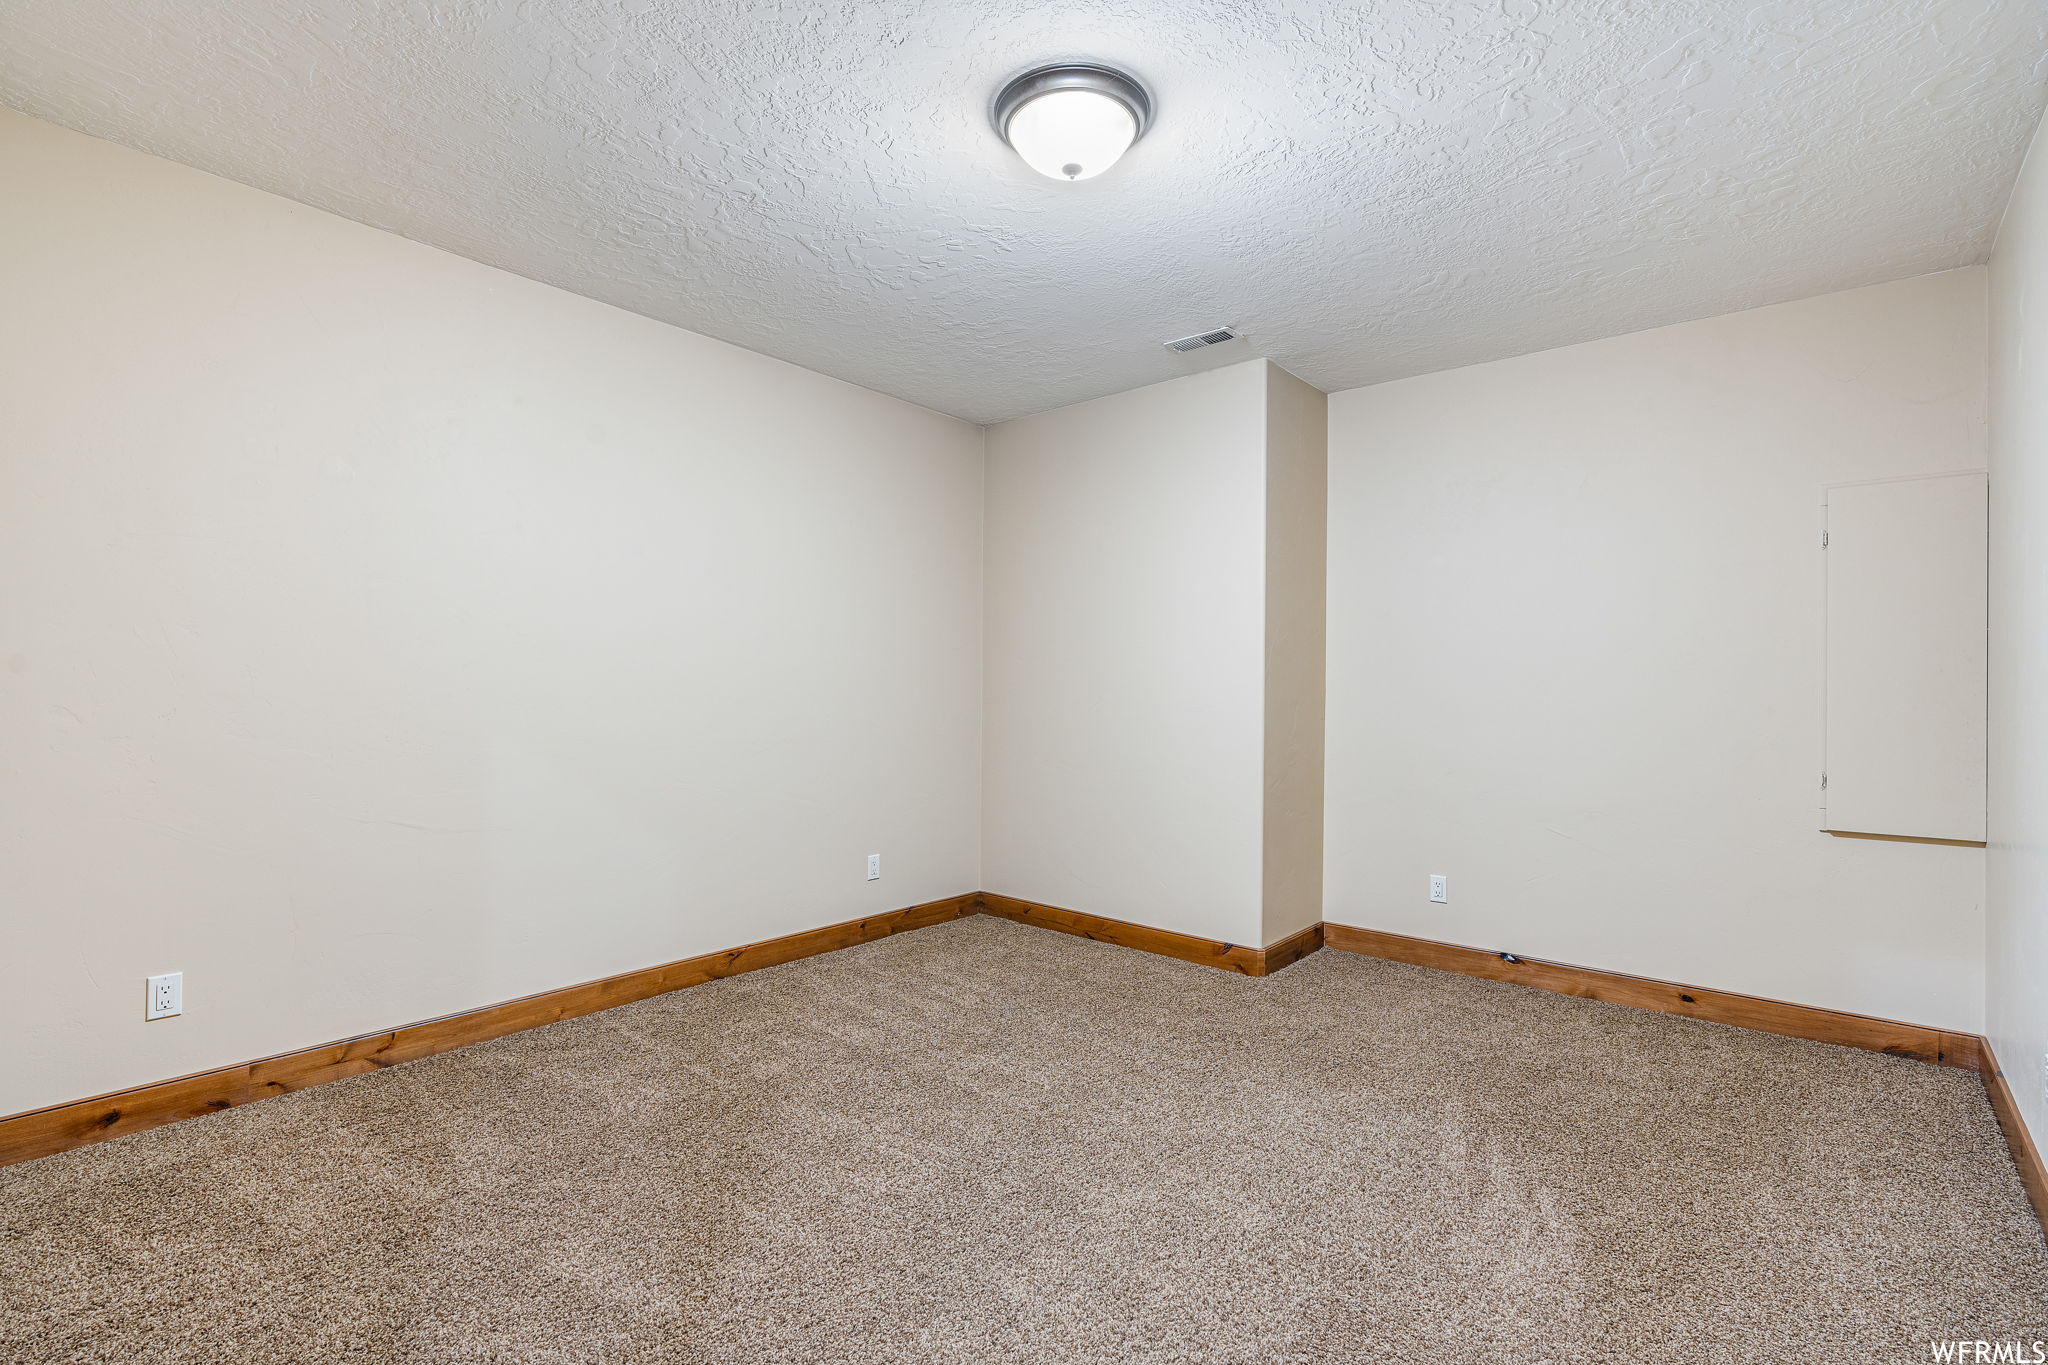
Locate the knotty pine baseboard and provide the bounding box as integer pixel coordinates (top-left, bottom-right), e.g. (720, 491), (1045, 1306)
(0, 892), (1317, 1167)
(7, 894), (2043, 1245)
(977, 891), (1322, 977)
(1260, 920), (1327, 974)
(1980, 1038), (2048, 1236)
(1318, 921), (2040, 1237)
(0, 892), (977, 1169)
(1319, 922), (1976, 1067)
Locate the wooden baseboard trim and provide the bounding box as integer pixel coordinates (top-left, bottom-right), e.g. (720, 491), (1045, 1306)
(1980, 1039), (2048, 1236)
(974, 892), (1320, 978)
(13, 895), (2041, 1245)
(1321, 922), (1976, 1067)
(0, 893), (977, 1169)
(1261, 921), (1327, 973)
(978, 907), (2041, 1241)
(1825, 829), (1987, 849)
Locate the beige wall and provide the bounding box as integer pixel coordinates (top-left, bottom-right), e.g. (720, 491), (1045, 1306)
(982, 360), (1325, 948)
(1326, 270), (1988, 1031)
(7, 102), (2016, 1124)
(1989, 113), (2048, 1145)
(1261, 368), (1328, 944)
(982, 362), (1270, 946)
(0, 111), (985, 1116)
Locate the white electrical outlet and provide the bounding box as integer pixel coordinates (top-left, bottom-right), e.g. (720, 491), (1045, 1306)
(146, 972), (182, 1021)
(1428, 875), (1448, 904)
(866, 853), (881, 881)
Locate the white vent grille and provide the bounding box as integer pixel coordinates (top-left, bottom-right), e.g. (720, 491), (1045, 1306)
(1164, 326), (1241, 353)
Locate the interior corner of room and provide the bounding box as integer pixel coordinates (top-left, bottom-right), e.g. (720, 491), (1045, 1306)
(2, 4), (2047, 1354)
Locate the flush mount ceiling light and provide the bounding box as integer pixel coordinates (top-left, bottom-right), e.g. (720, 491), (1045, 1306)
(993, 63), (1152, 182)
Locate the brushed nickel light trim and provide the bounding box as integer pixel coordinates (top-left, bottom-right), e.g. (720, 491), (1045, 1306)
(993, 63), (1153, 181)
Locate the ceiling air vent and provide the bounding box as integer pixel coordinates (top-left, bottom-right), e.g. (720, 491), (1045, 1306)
(1164, 326), (1241, 353)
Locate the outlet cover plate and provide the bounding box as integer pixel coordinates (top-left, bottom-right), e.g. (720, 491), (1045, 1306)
(146, 972), (182, 1020)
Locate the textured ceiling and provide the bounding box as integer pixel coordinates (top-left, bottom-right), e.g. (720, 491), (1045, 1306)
(3, 2), (2045, 423)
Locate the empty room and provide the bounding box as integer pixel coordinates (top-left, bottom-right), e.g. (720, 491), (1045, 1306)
(2, 2), (2046, 1361)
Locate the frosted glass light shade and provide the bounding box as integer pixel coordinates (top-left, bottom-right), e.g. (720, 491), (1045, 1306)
(1004, 88), (1138, 181)
(992, 64), (1151, 183)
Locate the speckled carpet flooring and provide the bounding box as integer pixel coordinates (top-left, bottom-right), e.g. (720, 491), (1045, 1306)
(1, 914), (2042, 1364)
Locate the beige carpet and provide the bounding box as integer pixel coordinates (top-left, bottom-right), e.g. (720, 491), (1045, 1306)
(1, 915), (2042, 1364)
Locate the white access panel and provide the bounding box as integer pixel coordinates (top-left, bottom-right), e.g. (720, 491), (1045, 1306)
(1823, 472), (1987, 842)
